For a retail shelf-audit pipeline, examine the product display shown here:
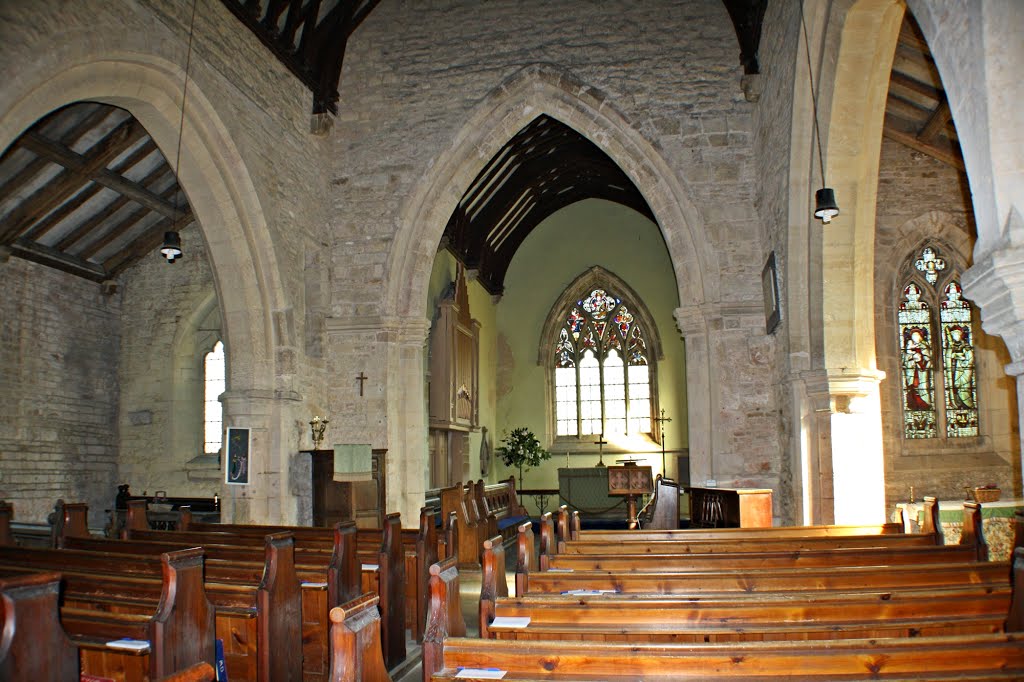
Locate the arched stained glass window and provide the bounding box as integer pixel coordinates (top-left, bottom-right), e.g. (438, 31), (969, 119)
(204, 341), (225, 454)
(940, 282), (978, 437)
(552, 288), (652, 437)
(897, 245), (978, 440)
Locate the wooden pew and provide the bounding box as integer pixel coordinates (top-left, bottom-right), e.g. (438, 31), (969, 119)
(0, 546), (215, 681)
(423, 549), (1024, 681)
(0, 501), (13, 546)
(440, 481), (487, 568)
(422, 555), (468, 680)
(328, 593), (393, 682)
(475, 477), (530, 547)
(57, 532), (303, 682)
(427, 633), (1024, 680)
(635, 475), (681, 530)
(148, 510), (407, 670)
(0, 572), (79, 682)
(119, 522), (358, 681)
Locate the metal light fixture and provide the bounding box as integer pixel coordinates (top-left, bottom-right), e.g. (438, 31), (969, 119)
(161, 231), (182, 262)
(801, 1), (839, 224)
(162, 0), (199, 263)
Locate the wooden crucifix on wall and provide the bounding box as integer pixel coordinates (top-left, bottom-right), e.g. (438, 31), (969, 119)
(356, 371), (367, 397)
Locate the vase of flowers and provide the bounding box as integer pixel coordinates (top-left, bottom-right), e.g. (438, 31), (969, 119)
(497, 427), (551, 490)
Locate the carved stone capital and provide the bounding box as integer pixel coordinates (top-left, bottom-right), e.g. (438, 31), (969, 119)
(962, 242), (1024, 362)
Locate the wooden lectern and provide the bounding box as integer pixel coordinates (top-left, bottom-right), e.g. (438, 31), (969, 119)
(607, 462), (654, 528)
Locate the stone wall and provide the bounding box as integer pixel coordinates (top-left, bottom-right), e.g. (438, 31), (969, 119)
(874, 137), (1020, 502)
(326, 0), (782, 515)
(0, 258), (120, 526)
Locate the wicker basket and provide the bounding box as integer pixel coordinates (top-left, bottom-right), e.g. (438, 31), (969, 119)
(972, 487), (1001, 503)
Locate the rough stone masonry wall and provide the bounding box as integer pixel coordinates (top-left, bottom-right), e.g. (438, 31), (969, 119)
(0, 259), (120, 527)
(1, 0), (332, 523)
(753, 0), (801, 522)
(873, 137), (1020, 502)
(326, 0), (783, 499)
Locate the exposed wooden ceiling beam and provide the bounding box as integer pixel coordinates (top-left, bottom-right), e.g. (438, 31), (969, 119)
(1, 119), (146, 243)
(9, 237), (107, 282)
(18, 129), (185, 223)
(26, 140), (159, 244)
(889, 71), (941, 102)
(918, 100), (952, 143)
(883, 119), (964, 171)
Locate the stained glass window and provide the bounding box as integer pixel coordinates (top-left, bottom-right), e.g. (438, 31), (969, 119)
(204, 341), (225, 454)
(940, 282), (978, 437)
(897, 245), (979, 440)
(899, 284), (935, 438)
(552, 287), (653, 437)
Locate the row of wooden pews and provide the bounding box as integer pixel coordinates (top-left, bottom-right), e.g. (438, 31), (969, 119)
(422, 502), (1024, 680)
(436, 477), (529, 569)
(0, 499), (397, 682)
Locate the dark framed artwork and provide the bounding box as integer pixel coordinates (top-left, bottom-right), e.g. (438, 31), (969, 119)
(762, 251), (781, 334)
(225, 427), (251, 485)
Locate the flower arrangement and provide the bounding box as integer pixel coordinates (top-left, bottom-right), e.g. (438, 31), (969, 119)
(497, 427), (551, 489)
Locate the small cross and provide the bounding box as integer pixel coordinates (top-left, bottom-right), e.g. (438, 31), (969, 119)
(356, 371), (368, 397)
(594, 434), (607, 467)
(914, 246), (946, 285)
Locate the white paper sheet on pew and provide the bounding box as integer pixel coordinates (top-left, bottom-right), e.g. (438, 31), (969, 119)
(489, 616), (531, 628)
(106, 639), (150, 651)
(456, 668), (506, 679)
(362, 563), (379, 570)
(545, 567), (574, 572)
(560, 589), (618, 595)
(302, 581), (329, 587)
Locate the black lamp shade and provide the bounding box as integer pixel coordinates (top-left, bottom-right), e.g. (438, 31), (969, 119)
(160, 231), (183, 262)
(814, 187), (840, 223)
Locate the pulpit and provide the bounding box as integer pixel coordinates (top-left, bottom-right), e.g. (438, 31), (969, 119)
(607, 462), (654, 527)
(303, 448), (386, 528)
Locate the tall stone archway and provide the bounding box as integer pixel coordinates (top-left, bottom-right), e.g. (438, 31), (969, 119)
(382, 64), (717, 520)
(0, 50), (291, 521)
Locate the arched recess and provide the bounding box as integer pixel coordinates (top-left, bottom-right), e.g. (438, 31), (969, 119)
(383, 64), (718, 519)
(0, 52), (289, 519)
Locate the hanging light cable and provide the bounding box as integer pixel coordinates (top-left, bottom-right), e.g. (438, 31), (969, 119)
(800, 1), (840, 224)
(161, 0), (199, 263)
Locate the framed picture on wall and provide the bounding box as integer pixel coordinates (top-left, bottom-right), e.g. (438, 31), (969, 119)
(225, 427), (250, 485)
(762, 251), (781, 334)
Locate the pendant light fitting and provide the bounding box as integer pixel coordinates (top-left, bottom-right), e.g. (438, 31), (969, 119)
(801, 1), (840, 224)
(163, 0), (199, 263)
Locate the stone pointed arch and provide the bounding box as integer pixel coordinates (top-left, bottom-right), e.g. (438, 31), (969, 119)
(0, 50), (289, 519)
(386, 63), (714, 322)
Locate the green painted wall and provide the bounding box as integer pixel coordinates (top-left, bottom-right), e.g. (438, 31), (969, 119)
(495, 199), (687, 500)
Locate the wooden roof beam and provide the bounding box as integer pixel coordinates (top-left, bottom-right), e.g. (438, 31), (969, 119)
(884, 117), (964, 171)
(918, 100), (952, 143)
(9, 237), (107, 282)
(1, 118), (145, 243)
(19, 129), (185, 223)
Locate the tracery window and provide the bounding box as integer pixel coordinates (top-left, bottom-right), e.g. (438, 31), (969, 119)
(552, 286), (653, 438)
(898, 246), (978, 439)
(203, 341), (225, 454)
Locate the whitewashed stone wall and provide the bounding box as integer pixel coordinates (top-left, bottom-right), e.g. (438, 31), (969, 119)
(0, 259), (120, 527)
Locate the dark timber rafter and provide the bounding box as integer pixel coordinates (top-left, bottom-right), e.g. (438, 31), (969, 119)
(722, 0), (768, 75)
(220, 0), (381, 117)
(442, 115), (654, 297)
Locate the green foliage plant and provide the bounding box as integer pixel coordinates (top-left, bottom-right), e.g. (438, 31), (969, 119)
(497, 427), (551, 489)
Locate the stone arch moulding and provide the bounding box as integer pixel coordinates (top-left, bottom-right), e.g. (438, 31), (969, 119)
(387, 62), (715, 322)
(0, 54), (285, 402)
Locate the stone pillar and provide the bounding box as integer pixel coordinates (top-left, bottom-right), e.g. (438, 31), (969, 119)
(827, 368), (887, 524)
(219, 388), (280, 523)
(790, 369), (833, 525)
(384, 317), (432, 525)
(674, 305), (712, 485)
(963, 242), (1024, 489)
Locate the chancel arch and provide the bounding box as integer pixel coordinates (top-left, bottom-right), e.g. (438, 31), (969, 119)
(387, 64), (716, 519)
(0, 43), (291, 521)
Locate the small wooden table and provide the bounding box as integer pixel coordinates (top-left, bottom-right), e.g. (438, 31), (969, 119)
(685, 486), (773, 528)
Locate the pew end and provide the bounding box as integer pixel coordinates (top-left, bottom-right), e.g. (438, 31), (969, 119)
(479, 535), (508, 639)
(423, 556), (467, 680)
(0, 571), (79, 681)
(328, 593), (392, 682)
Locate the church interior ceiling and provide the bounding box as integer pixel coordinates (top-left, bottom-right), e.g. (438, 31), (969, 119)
(0, 101), (192, 282)
(441, 114), (656, 296)
(882, 13), (964, 172)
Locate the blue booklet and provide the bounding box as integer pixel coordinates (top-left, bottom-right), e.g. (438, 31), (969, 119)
(215, 638), (228, 681)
